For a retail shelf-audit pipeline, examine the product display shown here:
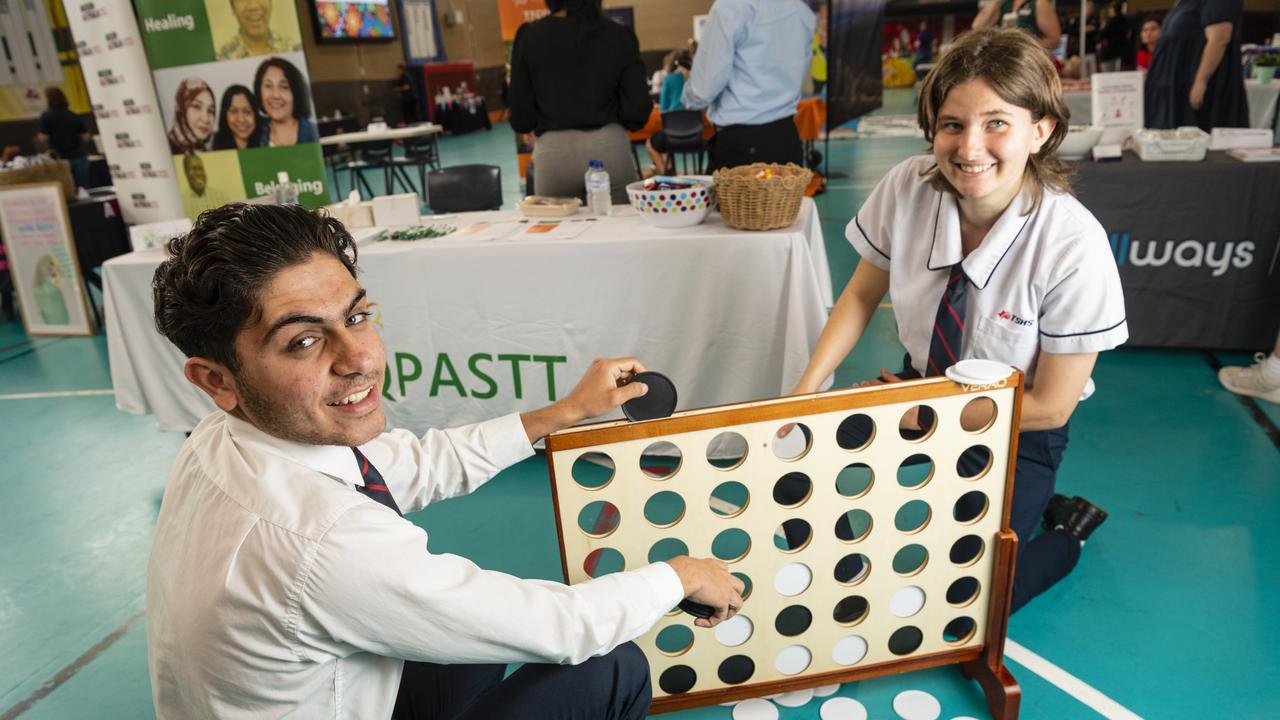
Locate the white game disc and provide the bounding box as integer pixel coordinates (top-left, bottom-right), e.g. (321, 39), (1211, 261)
(772, 424), (808, 459)
(774, 562), (813, 596)
(893, 689), (942, 720)
(820, 697), (868, 720)
(774, 687), (814, 707)
(813, 683), (841, 697)
(949, 717), (981, 720)
(733, 698), (780, 720)
(774, 644), (812, 675)
(889, 585), (926, 618)
(832, 635), (868, 666)
(945, 359), (1013, 385)
(714, 614), (754, 647)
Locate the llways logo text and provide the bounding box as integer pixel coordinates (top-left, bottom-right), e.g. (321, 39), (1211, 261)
(1109, 232), (1254, 277)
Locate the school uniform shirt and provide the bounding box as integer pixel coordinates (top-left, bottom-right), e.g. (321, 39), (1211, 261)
(847, 155), (1128, 387)
(147, 411), (683, 719)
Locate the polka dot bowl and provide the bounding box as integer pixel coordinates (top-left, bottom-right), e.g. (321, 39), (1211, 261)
(626, 178), (715, 229)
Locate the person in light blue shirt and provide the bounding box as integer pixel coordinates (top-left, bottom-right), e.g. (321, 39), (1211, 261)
(681, 0), (814, 171)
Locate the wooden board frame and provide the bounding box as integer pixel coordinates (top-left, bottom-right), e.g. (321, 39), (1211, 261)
(546, 374), (1023, 717)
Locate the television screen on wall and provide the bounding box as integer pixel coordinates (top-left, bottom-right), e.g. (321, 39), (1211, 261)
(313, 1), (396, 41)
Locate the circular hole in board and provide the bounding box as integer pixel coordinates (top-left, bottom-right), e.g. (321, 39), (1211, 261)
(571, 451), (614, 489)
(897, 453), (935, 489)
(774, 644), (812, 675)
(710, 480), (750, 518)
(950, 535), (985, 566)
(947, 577), (981, 606)
(944, 616), (978, 644)
(712, 528), (752, 562)
(643, 491), (686, 528)
(774, 518), (813, 552)
(953, 490), (990, 524)
(772, 423), (812, 460)
(957, 445), (993, 480)
(775, 604), (813, 636)
(717, 654), (755, 685)
(835, 462), (874, 498)
(640, 441), (681, 480)
(773, 471), (813, 508)
(960, 396), (998, 433)
(835, 509), (873, 543)
(577, 500), (620, 538)
(658, 664), (697, 694)
(833, 595), (869, 625)
(894, 499), (931, 534)
(708, 431), (749, 470)
(714, 613), (754, 647)
(892, 544), (929, 576)
(888, 626), (924, 656)
(733, 571), (754, 600)
(583, 547), (624, 578)
(834, 553), (871, 585)
(774, 562), (812, 597)
(655, 624), (694, 656)
(889, 585), (926, 618)
(899, 404), (937, 442)
(648, 537), (689, 564)
(836, 413), (875, 451)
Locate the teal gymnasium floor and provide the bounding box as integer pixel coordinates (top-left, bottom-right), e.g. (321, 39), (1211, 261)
(3, 92), (1279, 719)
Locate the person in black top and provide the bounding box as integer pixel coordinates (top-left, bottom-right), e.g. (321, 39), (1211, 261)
(37, 87), (90, 189)
(1144, 0), (1247, 131)
(509, 0), (650, 203)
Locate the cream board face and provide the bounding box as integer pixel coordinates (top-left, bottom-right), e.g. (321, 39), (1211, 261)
(546, 380), (1019, 704)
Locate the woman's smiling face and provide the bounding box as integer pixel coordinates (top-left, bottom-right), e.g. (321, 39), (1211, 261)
(260, 66), (294, 122)
(187, 90), (215, 140)
(227, 93), (257, 144)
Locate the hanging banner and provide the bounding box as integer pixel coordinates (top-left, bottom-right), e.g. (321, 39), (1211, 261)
(0, 0), (91, 120)
(63, 0), (185, 224)
(400, 0), (444, 64)
(498, 0), (546, 41)
(826, 0), (884, 128)
(134, 0), (326, 221)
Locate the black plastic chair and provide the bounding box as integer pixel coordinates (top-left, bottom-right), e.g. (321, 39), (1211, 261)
(426, 164), (503, 213)
(386, 132), (443, 195)
(661, 110), (708, 175)
(336, 140), (394, 199)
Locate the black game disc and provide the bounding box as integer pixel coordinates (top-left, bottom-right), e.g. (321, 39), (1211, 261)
(622, 371), (678, 421)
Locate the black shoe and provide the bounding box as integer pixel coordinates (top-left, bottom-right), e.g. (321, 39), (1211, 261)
(1043, 493), (1078, 532)
(1063, 497), (1108, 542)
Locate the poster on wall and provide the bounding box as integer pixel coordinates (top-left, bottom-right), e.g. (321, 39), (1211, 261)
(826, 0), (883, 128)
(0, 0), (92, 120)
(399, 0), (444, 63)
(63, 0), (186, 224)
(0, 182), (95, 336)
(135, 0), (327, 220)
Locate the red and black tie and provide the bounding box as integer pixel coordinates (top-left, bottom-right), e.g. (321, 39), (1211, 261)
(353, 447), (402, 517)
(926, 265), (969, 377)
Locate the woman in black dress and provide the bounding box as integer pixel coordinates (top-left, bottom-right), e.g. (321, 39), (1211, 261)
(1144, 0), (1247, 131)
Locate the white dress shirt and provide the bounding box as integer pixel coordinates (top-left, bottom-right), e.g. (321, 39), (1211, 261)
(147, 411), (683, 719)
(681, 0), (815, 127)
(848, 155), (1129, 388)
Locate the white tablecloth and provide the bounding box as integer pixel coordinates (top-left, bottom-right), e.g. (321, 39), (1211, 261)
(1065, 79), (1280, 129)
(104, 200), (833, 433)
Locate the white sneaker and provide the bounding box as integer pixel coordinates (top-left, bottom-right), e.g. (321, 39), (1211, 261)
(1218, 353), (1280, 404)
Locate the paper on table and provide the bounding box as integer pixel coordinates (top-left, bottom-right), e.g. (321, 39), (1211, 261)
(517, 219), (595, 240)
(441, 221), (526, 242)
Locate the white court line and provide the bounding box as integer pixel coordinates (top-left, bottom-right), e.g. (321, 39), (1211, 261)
(1005, 638), (1144, 720)
(0, 389), (114, 401)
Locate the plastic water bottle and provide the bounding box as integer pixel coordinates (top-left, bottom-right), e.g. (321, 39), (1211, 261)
(584, 160), (611, 217)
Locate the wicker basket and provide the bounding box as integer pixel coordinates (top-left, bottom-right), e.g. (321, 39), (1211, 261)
(712, 162), (812, 231)
(0, 159), (76, 200)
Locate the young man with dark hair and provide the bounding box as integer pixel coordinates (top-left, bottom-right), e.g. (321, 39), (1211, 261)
(146, 203), (744, 719)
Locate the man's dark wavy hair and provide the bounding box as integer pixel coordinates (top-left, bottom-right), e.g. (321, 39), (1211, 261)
(152, 203), (357, 373)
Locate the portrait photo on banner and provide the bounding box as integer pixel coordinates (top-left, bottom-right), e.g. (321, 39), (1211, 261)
(206, 0), (304, 60)
(172, 149), (246, 220)
(153, 51), (318, 154)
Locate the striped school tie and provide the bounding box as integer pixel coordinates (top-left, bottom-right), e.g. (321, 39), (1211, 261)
(926, 265), (969, 377)
(353, 447), (403, 517)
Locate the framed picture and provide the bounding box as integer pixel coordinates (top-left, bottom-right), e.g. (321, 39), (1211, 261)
(0, 182), (96, 336)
